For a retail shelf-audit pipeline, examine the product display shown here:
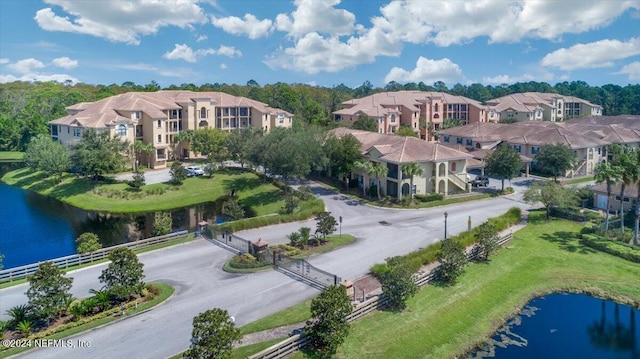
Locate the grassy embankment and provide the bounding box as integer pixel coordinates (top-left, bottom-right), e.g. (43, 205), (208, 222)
(283, 212), (640, 359)
(1, 167), (304, 214)
(0, 152), (24, 162)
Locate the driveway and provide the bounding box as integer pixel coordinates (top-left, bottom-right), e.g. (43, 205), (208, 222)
(2, 178), (533, 358)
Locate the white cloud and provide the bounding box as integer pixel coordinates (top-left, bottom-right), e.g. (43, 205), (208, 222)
(0, 73), (79, 84)
(114, 62), (199, 78)
(211, 13), (273, 39)
(384, 57), (464, 84)
(7, 58), (46, 74)
(482, 74), (536, 85)
(274, 0), (358, 38)
(616, 61), (640, 81)
(52, 56), (78, 69)
(35, 0), (208, 45)
(163, 44), (242, 63)
(0, 58), (9, 64)
(373, 0), (640, 46)
(196, 35), (207, 42)
(541, 37), (640, 70)
(220, 63), (227, 70)
(264, 27), (401, 74)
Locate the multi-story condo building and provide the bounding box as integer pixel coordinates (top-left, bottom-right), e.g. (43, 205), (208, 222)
(49, 91), (293, 169)
(485, 92), (602, 122)
(333, 91), (492, 140)
(331, 128), (473, 198)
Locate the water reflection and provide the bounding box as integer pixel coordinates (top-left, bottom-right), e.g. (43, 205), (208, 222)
(467, 293), (640, 359)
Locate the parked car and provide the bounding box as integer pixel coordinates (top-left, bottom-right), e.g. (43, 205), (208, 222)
(470, 175), (489, 187)
(186, 166), (204, 177)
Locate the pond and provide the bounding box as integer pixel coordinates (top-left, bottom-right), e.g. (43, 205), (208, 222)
(468, 293), (639, 359)
(0, 163), (243, 269)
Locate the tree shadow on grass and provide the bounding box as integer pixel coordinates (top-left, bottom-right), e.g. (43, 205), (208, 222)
(541, 231), (597, 254)
(240, 189), (283, 210)
(48, 178), (96, 198)
(220, 176), (264, 193)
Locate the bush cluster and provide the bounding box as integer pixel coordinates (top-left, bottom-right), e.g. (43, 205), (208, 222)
(370, 207), (522, 277)
(414, 193), (444, 203)
(581, 234), (640, 264)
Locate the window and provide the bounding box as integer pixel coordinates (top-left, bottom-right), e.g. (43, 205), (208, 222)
(169, 109), (181, 119)
(466, 139), (472, 146)
(200, 107), (207, 119)
(133, 111), (142, 119)
(390, 114), (396, 122)
(157, 135), (162, 143)
(51, 125), (58, 136)
(531, 147), (539, 155)
(456, 137), (462, 144)
(239, 107), (248, 116)
(278, 114), (285, 124)
(450, 162), (457, 171)
(434, 103), (439, 112)
(489, 110), (495, 118)
(443, 136), (450, 143)
(73, 128), (82, 137)
(157, 120), (162, 128)
(156, 149), (166, 160)
(514, 145), (521, 153)
(116, 124), (127, 136)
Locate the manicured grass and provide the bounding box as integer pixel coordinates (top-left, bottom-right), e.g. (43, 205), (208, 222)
(233, 338), (287, 359)
(0, 234), (195, 289)
(0, 283), (174, 358)
(1, 167), (286, 214)
(291, 215), (640, 359)
(0, 151), (24, 161)
(562, 176), (595, 185)
(239, 299), (312, 335)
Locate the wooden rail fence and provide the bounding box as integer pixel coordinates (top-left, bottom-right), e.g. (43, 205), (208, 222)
(0, 230), (188, 283)
(247, 231), (515, 359)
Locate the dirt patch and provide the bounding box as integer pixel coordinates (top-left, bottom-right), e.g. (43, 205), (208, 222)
(352, 274), (382, 302)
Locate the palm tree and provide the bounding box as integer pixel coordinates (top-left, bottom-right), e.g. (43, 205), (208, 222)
(594, 161), (622, 236)
(401, 162), (424, 203)
(611, 145), (635, 235)
(355, 160), (374, 198)
(631, 148), (640, 245)
(370, 161), (389, 201)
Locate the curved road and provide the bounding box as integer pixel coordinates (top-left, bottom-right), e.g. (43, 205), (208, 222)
(1, 177), (532, 358)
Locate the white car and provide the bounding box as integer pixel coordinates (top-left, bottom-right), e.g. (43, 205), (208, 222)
(186, 166), (205, 176)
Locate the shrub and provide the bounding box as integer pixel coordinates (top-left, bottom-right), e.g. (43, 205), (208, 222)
(76, 232), (102, 254)
(6, 304), (31, 328)
(282, 194), (298, 214)
(127, 169), (145, 189)
(17, 320), (32, 337)
(0, 320), (9, 334)
(415, 193), (444, 202)
(271, 244), (301, 257)
(581, 234), (640, 264)
(297, 185), (314, 200)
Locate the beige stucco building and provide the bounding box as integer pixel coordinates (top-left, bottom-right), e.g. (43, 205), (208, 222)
(331, 128), (473, 198)
(485, 92), (603, 123)
(49, 91), (293, 169)
(333, 91), (492, 141)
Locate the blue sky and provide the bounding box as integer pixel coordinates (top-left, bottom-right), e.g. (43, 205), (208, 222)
(0, 0), (639, 89)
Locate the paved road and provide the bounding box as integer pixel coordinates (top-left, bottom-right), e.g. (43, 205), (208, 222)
(1, 176), (533, 358)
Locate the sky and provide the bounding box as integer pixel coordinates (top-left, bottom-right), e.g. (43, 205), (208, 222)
(0, 0), (639, 89)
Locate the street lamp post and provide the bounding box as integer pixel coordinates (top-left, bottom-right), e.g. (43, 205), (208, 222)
(444, 212), (448, 240)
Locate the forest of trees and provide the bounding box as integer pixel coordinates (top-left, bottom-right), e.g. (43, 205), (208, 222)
(0, 79), (638, 151)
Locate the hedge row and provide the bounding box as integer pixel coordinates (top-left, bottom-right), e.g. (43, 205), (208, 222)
(414, 193), (444, 203)
(370, 207), (522, 277)
(581, 234), (640, 264)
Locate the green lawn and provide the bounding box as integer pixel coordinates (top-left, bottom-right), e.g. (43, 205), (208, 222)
(0, 151), (24, 161)
(289, 216), (640, 359)
(1, 167), (286, 214)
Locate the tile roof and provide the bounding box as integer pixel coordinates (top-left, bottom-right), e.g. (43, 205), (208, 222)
(51, 90), (291, 128)
(334, 91), (485, 117)
(330, 127), (472, 163)
(486, 92), (602, 110)
(592, 182), (639, 199)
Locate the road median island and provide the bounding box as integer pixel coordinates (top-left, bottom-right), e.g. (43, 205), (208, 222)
(0, 282), (174, 358)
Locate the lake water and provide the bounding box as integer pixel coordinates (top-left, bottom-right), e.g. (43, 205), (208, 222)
(468, 293), (639, 359)
(0, 163), (231, 269)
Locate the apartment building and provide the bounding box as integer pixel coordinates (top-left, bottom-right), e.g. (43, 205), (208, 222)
(331, 128), (473, 198)
(485, 92), (602, 122)
(333, 91), (491, 140)
(438, 115), (640, 178)
(49, 91), (293, 169)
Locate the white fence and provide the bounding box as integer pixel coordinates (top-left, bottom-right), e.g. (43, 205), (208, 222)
(0, 230), (188, 283)
(247, 231), (515, 359)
